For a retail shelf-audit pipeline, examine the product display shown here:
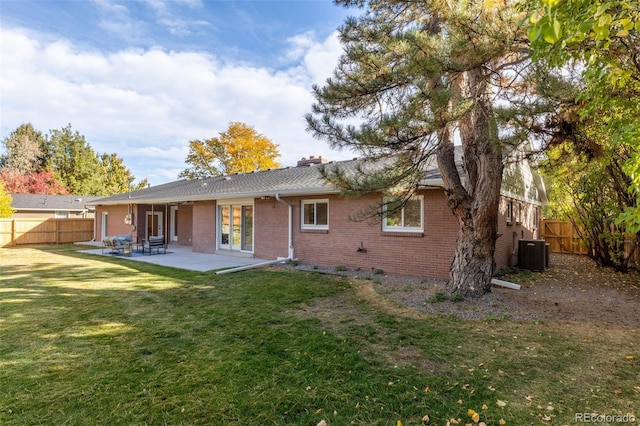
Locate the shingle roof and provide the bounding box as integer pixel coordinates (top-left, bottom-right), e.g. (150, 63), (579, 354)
(91, 147), (547, 206)
(91, 150), (455, 206)
(10, 194), (101, 211)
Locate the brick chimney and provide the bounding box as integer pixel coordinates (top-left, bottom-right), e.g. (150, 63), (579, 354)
(296, 155), (329, 167)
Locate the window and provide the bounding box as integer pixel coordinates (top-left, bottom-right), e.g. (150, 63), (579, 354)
(506, 200), (513, 225)
(382, 196), (423, 232)
(301, 200), (329, 229)
(55, 211), (69, 219)
(532, 207), (538, 229)
(516, 203), (522, 225)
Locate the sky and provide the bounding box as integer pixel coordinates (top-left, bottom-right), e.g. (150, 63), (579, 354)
(0, 0), (359, 185)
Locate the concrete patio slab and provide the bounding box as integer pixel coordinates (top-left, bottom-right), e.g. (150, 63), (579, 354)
(79, 243), (275, 272)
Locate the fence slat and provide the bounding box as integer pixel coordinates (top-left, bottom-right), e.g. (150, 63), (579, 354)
(0, 218), (94, 246)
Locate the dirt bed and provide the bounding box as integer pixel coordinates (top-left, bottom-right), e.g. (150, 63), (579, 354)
(285, 254), (640, 327)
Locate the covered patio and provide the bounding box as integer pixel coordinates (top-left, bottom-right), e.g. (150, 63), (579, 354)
(80, 243), (275, 272)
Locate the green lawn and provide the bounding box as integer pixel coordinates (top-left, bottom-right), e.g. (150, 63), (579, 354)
(1, 246), (637, 425)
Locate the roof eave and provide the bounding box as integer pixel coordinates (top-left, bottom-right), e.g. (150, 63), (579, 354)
(93, 187), (341, 206)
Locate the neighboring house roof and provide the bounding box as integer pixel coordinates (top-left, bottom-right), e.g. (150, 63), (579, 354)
(10, 194), (101, 212)
(93, 147), (547, 206)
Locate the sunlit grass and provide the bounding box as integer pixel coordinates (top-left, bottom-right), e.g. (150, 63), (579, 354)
(0, 246), (637, 425)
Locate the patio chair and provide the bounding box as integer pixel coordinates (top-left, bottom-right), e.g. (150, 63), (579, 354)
(143, 235), (166, 255)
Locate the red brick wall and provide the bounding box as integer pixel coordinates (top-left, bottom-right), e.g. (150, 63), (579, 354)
(192, 200), (216, 253)
(177, 204), (193, 246)
(253, 190), (540, 280)
(253, 190), (459, 279)
(95, 205), (133, 240)
(254, 198), (290, 259)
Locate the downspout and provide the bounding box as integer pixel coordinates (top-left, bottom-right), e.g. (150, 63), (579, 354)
(275, 193), (294, 260)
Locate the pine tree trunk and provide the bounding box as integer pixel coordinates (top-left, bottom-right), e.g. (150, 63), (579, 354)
(437, 68), (503, 299)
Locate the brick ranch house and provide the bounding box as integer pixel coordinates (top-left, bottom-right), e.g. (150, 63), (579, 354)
(91, 149), (547, 279)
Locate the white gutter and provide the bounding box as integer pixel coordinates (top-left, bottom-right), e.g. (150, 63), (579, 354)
(275, 193), (294, 260)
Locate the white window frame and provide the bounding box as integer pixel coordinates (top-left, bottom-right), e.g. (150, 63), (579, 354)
(506, 200), (513, 224)
(382, 196), (424, 232)
(301, 199), (329, 230)
(55, 211), (69, 219)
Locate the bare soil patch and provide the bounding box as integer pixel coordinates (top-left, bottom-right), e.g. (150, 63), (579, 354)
(286, 254), (640, 327)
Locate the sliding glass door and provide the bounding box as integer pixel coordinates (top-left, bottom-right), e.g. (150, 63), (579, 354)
(218, 202), (253, 252)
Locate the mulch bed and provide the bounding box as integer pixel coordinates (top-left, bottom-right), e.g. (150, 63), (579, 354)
(285, 254), (640, 326)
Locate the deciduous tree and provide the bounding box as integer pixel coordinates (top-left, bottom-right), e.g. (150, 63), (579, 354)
(526, 0), (640, 232)
(42, 124), (102, 195)
(179, 122), (281, 179)
(98, 153), (146, 196)
(307, 0), (532, 298)
(0, 169), (69, 195)
(0, 123), (45, 174)
(0, 181), (14, 218)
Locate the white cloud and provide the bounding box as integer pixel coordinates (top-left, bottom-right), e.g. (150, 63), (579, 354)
(0, 27), (353, 185)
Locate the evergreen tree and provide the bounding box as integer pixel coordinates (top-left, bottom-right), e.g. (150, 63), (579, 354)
(307, 0), (533, 298)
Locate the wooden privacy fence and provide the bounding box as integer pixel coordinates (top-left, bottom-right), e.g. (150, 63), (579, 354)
(542, 219), (640, 263)
(541, 219), (589, 255)
(0, 218), (94, 247)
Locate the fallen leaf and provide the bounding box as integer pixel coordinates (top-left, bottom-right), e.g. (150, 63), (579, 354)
(482, 404), (488, 410)
(472, 412), (480, 422)
(317, 421), (327, 426)
(625, 355), (634, 360)
(422, 414), (430, 422)
(315, 408), (323, 414)
(396, 421), (403, 426)
(499, 419), (506, 425)
(614, 389), (623, 395)
(497, 400), (507, 407)
(424, 386), (431, 393)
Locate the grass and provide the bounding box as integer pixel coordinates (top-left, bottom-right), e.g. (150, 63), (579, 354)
(1, 245), (638, 425)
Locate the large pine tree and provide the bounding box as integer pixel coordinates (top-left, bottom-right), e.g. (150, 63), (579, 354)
(307, 0), (532, 298)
